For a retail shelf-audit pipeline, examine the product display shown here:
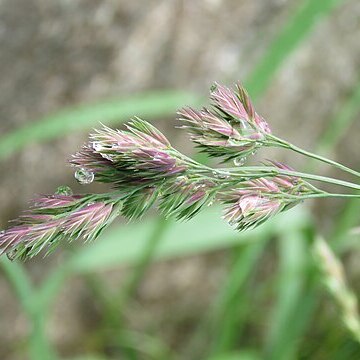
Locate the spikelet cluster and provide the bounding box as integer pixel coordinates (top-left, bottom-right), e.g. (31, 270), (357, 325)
(0, 83), (322, 260)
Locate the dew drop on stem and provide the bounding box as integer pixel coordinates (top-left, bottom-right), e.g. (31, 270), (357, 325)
(101, 153), (113, 161)
(92, 142), (102, 152)
(210, 83), (218, 93)
(6, 249), (17, 261)
(234, 157), (246, 166)
(55, 186), (73, 196)
(213, 170), (230, 179)
(75, 168), (94, 185)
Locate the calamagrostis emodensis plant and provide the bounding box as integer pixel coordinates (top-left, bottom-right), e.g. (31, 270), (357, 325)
(1, 82), (360, 261)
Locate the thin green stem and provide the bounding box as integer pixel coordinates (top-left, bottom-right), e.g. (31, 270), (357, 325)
(294, 193), (360, 200)
(221, 166), (360, 191)
(268, 135), (360, 178)
(182, 149), (360, 192)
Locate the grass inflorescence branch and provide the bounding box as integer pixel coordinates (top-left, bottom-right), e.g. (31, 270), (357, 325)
(1, 82), (360, 260)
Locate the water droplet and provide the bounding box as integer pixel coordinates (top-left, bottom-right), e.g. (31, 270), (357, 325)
(207, 200), (214, 207)
(102, 153), (113, 161)
(55, 186), (73, 196)
(75, 168), (94, 185)
(0, 230), (5, 236)
(92, 142), (103, 152)
(213, 171), (230, 179)
(177, 176), (188, 182)
(6, 249), (17, 261)
(239, 120), (257, 137)
(234, 157), (246, 166)
(210, 83), (218, 93)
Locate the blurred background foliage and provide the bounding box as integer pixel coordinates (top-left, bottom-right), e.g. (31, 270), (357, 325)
(0, 0), (359, 359)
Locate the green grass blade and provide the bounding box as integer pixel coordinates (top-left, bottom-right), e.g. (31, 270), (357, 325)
(208, 350), (261, 360)
(0, 258), (34, 313)
(208, 239), (268, 356)
(0, 91), (201, 160)
(245, 0), (344, 98)
(0, 258), (57, 360)
(318, 82), (360, 153)
(265, 230), (309, 360)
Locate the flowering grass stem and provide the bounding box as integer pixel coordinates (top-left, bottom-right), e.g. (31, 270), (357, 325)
(222, 166), (360, 191)
(267, 134), (360, 178)
(1, 81), (359, 260)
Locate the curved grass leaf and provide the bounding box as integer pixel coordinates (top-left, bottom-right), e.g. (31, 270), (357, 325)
(0, 91), (201, 160)
(246, 0), (344, 98)
(69, 206), (309, 273)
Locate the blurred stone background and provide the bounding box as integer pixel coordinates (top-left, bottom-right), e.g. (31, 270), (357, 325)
(0, 0), (359, 359)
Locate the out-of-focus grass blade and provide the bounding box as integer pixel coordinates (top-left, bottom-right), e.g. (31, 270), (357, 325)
(316, 81), (360, 251)
(66, 356), (108, 360)
(0, 258), (56, 360)
(208, 350), (261, 360)
(0, 257), (34, 313)
(69, 207), (309, 273)
(208, 239), (268, 356)
(0, 91), (201, 160)
(306, 80), (360, 249)
(245, 0), (343, 98)
(331, 198), (360, 249)
(317, 82), (360, 153)
(265, 230), (309, 360)
(313, 237), (360, 344)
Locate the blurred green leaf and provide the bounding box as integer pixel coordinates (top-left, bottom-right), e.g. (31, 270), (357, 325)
(0, 257), (34, 313)
(246, 0), (344, 98)
(0, 258), (57, 360)
(66, 357), (108, 360)
(265, 230), (309, 360)
(209, 239), (268, 355)
(0, 91), (201, 160)
(318, 82), (360, 153)
(69, 206), (309, 273)
(208, 350), (260, 360)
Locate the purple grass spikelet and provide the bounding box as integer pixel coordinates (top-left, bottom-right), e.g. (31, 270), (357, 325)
(71, 119), (188, 189)
(178, 82), (271, 162)
(61, 201), (114, 242)
(0, 193), (118, 260)
(219, 170), (315, 230)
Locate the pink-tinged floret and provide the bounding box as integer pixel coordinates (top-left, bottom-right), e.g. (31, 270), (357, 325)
(62, 202), (113, 241)
(211, 83), (250, 121)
